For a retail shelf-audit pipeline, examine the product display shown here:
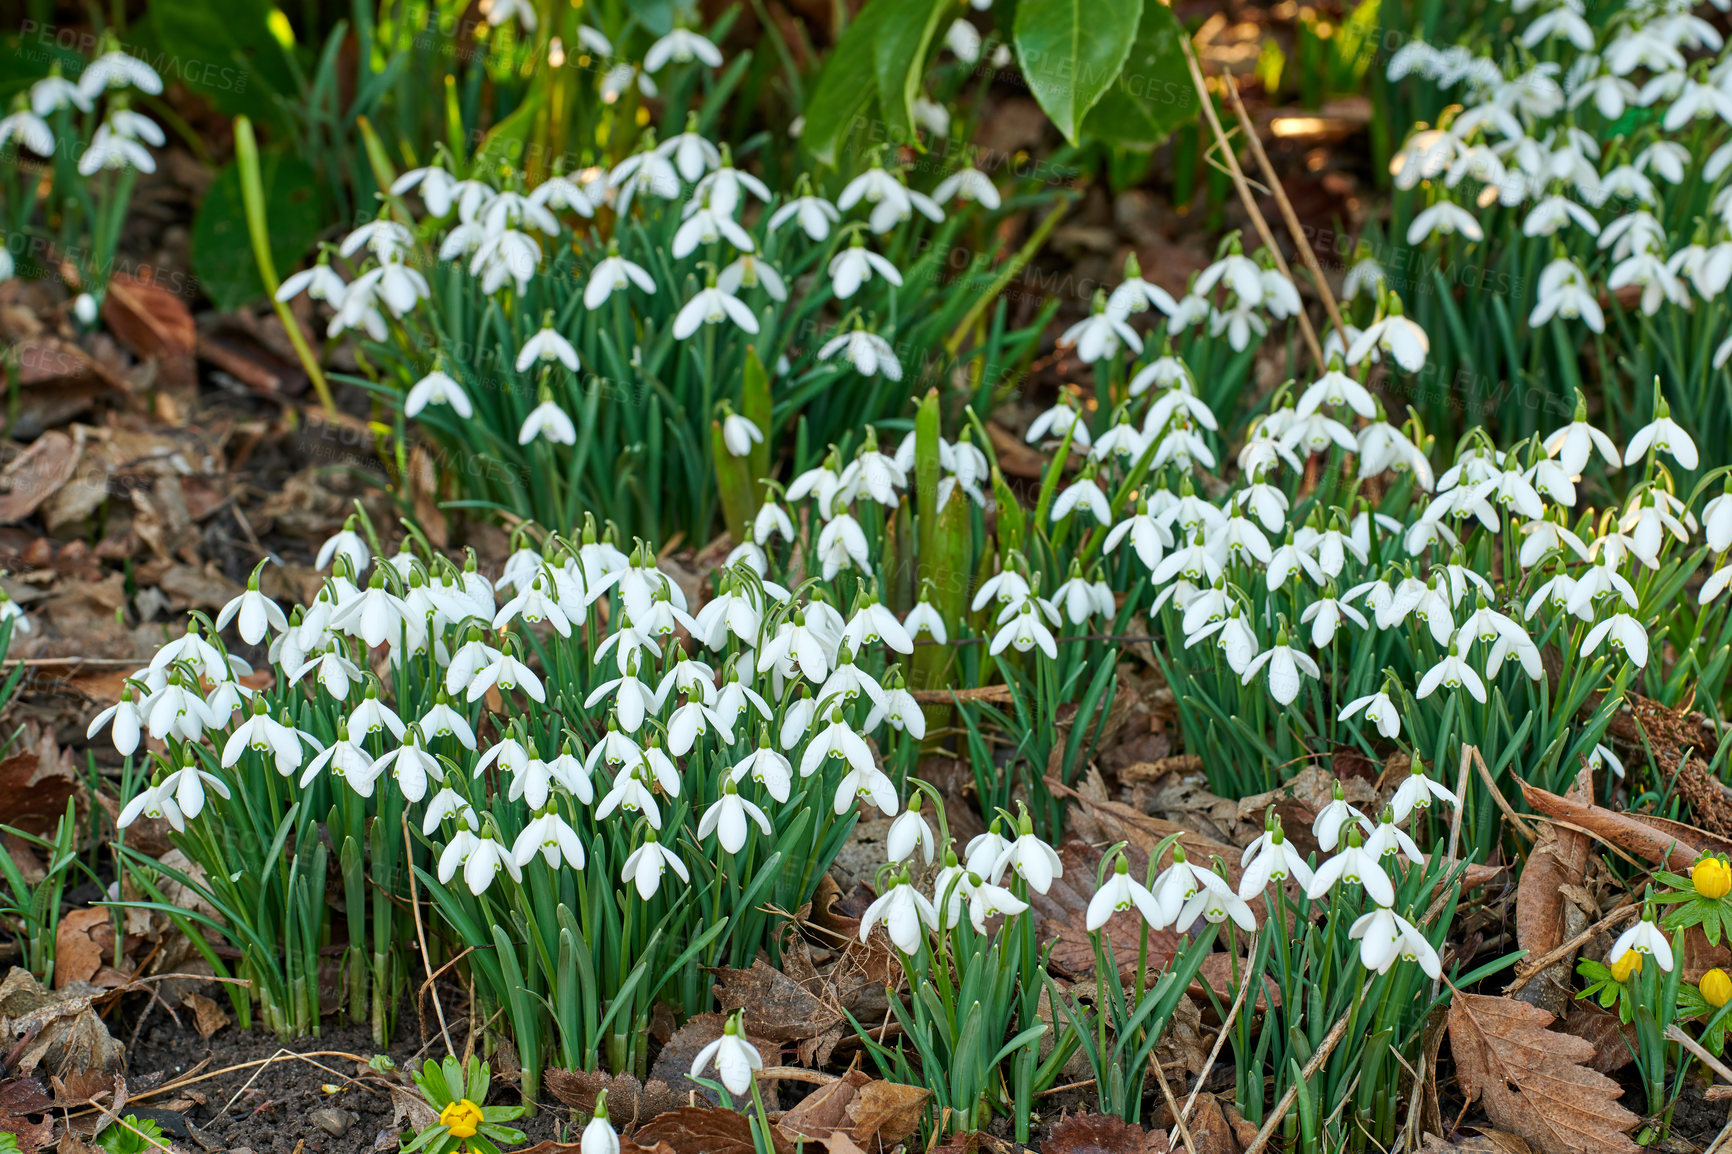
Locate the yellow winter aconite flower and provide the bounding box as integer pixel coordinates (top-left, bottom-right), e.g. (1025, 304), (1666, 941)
(1703, 968), (1732, 1008)
(1610, 951), (1643, 983)
(440, 1099), (483, 1139)
(1694, 856), (1732, 900)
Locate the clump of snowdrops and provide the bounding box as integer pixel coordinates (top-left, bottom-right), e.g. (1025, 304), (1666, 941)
(0, 40), (166, 317)
(276, 23), (1053, 544)
(1376, 0), (1732, 454)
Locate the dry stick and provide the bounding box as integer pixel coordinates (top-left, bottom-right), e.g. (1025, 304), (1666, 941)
(1471, 746), (1539, 842)
(1177, 32), (1327, 372)
(1706, 1109), (1732, 1154)
(1181, 930), (1257, 1126)
(1242, 1011), (1354, 1154)
(1503, 901), (1637, 994)
(1150, 1055), (1200, 1154)
(219, 1048), (383, 1117)
(59, 1050), (375, 1118)
(403, 811), (456, 1059)
(1669, 1024), (1732, 1084)
(1219, 71), (1351, 348)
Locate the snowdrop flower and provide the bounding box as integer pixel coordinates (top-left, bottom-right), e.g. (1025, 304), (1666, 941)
(0, 107), (52, 156)
(905, 598), (948, 645)
(1061, 293), (1143, 362)
(699, 781), (773, 854)
(1025, 399), (1092, 448)
(887, 800), (936, 866)
(820, 326), (902, 380)
(585, 245), (656, 309)
(861, 871), (939, 954)
(1363, 810), (1425, 862)
(89, 686), (148, 756)
(994, 811), (1063, 893)
(675, 277), (759, 338)
(216, 568), (288, 645)
(1608, 913), (1674, 973)
(690, 1013), (762, 1098)
(673, 196), (754, 257)
(79, 117), (160, 174)
(1351, 907), (1440, 978)
(1313, 781), (1366, 852)
(828, 240), (902, 299)
(645, 28), (723, 71)
(838, 165), (944, 233)
(1418, 642), (1487, 703)
(118, 779), (186, 832)
(964, 876), (1028, 932)
(1582, 612), (1649, 667)
(30, 72), (89, 115)
(621, 832), (689, 899)
(1087, 854), (1165, 930)
(1407, 200), (1484, 244)
(944, 17), (982, 62)
(1390, 761), (1459, 824)
(1052, 474), (1111, 524)
(1239, 818), (1315, 896)
(301, 723), (378, 793)
(483, 0), (537, 30)
(932, 166), (1000, 209)
(1545, 394), (1620, 475)
(1307, 828), (1395, 906)
(1339, 686), (1400, 740)
(717, 253), (786, 302)
(1346, 298), (1429, 372)
(990, 600), (1058, 659)
(519, 396), (577, 446)
(1176, 868), (1257, 933)
(1521, 195), (1600, 239)
(721, 412), (763, 458)
(405, 367), (473, 419)
(768, 186), (841, 240)
(516, 324), (580, 373)
(1240, 627), (1319, 706)
(1624, 395), (1698, 469)
(79, 49), (163, 98)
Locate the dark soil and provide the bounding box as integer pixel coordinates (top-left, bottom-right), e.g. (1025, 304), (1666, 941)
(123, 1006), (571, 1154)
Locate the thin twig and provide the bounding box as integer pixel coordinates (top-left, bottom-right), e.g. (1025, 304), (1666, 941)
(1669, 1023), (1732, 1086)
(1471, 747), (1538, 842)
(404, 812), (456, 1059)
(1503, 901), (1636, 994)
(1182, 931), (1256, 1125)
(1177, 33), (1326, 372)
(1242, 1012), (1354, 1154)
(219, 1049), (382, 1117)
(1219, 71), (1350, 348)
(1150, 1052), (1199, 1154)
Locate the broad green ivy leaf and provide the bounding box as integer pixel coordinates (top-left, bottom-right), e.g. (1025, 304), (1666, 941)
(801, 0), (892, 168)
(1013, 0), (1142, 145)
(1082, 0), (1199, 149)
(192, 151), (322, 310)
(872, 0), (953, 144)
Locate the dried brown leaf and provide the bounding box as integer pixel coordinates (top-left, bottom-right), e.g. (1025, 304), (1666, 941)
(843, 1079), (929, 1147)
(635, 1106), (793, 1154)
(1518, 780), (1732, 871)
(1044, 1112), (1169, 1154)
(1419, 1131), (1536, 1153)
(1446, 993), (1639, 1154)
(0, 969), (125, 1078)
(102, 273), (195, 360)
(0, 432), (82, 525)
(52, 910), (111, 990)
(712, 959), (842, 1044)
(1560, 1004), (1635, 1075)
(0, 1075), (53, 1153)
(180, 993), (229, 1040)
(1514, 768), (1594, 1016)
(545, 1069), (680, 1131)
